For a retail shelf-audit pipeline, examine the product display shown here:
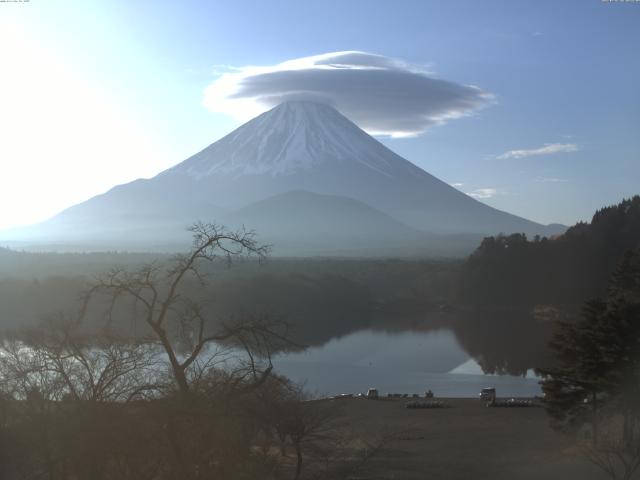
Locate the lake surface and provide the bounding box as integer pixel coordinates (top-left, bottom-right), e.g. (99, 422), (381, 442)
(273, 329), (541, 398)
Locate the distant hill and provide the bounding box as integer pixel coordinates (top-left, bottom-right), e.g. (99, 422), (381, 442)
(221, 190), (481, 256)
(460, 196), (640, 307)
(224, 190), (428, 255)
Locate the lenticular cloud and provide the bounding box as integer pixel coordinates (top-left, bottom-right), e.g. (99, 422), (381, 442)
(203, 51), (492, 137)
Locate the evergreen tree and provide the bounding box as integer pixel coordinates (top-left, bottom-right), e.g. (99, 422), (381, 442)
(539, 249), (640, 479)
(462, 196), (640, 307)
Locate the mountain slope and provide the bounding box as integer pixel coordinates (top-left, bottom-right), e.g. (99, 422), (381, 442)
(2, 101), (563, 253)
(163, 100), (422, 179)
(161, 101), (559, 235)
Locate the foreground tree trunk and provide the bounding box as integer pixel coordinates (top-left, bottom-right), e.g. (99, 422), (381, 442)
(294, 439), (303, 480)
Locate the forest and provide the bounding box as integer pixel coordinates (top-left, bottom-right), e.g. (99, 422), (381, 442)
(461, 196), (640, 308)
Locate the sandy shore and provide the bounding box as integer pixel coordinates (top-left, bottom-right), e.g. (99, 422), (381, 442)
(331, 397), (606, 480)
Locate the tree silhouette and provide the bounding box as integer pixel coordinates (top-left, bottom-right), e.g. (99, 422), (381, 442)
(79, 222), (287, 395)
(539, 248), (640, 479)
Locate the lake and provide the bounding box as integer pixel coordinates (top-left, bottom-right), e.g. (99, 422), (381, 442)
(273, 329), (542, 398)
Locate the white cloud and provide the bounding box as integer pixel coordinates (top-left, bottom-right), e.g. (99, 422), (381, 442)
(203, 51), (493, 137)
(451, 182), (465, 187)
(535, 177), (568, 183)
(497, 143), (578, 160)
(467, 188), (499, 199)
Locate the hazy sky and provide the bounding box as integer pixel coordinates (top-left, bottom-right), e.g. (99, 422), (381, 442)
(1, 0), (638, 230)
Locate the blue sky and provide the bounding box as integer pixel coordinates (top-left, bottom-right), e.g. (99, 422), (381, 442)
(1, 0), (638, 229)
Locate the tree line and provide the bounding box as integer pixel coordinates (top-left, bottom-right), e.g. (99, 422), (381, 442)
(460, 196), (640, 308)
(450, 196), (640, 375)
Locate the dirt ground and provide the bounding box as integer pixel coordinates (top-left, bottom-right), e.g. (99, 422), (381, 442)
(331, 397), (607, 480)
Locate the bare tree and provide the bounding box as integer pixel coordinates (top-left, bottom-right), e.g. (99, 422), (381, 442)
(0, 316), (169, 480)
(17, 316), (165, 402)
(0, 223), (307, 479)
(287, 400), (337, 480)
(579, 411), (640, 480)
(78, 223), (287, 395)
(281, 397), (395, 480)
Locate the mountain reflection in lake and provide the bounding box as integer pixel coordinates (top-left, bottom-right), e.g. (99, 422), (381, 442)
(274, 329), (541, 398)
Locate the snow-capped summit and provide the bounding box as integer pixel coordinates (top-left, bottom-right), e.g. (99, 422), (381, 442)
(165, 101), (421, 179)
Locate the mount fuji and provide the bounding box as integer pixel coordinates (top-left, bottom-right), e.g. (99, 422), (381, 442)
(3, 101), (564, 255)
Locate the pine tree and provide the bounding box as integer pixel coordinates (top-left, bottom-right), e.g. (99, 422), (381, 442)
(539, 248), (640, 479)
